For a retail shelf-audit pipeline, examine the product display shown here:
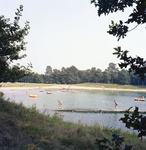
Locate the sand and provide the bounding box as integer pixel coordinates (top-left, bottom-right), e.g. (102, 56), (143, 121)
(0, 85), (146, 92)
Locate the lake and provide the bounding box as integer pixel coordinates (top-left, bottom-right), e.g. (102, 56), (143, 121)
(2, 88), (146, 131)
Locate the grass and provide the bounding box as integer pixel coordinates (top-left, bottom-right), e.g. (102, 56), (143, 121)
(73, 83), (146, 89)
(1, 82), (146, 90)
(0, 95), (146, 149)
(0, 82), (59, 88)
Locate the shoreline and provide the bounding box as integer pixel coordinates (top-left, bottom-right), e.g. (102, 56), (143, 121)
(0, 86), (146, 92)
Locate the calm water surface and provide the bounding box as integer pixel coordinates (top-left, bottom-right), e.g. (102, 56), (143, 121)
(3, 89), (146, 131)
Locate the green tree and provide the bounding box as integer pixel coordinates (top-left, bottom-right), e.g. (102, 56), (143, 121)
(43, 74), (53, 84)
(85, 69), (91, 83)
(95, 69), (103, 83)
(0, 5), (32, 82)
(19, 75), (31, 83)
(65, 67), (75, 84)
(45, 66), (52, 76)
(69, 66), (79, 83)
(78, 70), (86, 83)
(117, 69), (130, 85)
(66, 71), (73, 84)
(27, 73), (43, 83)
(103, 71), (111, 83)
(129, 72), (140, 85)
(106, 63), (119, 83)
(91, 0), (146, 80)
(90, 67), (97, 82)
(59, 71), (67, 84)
(60, 67), (67, 84)
(52, 69), (60, 84)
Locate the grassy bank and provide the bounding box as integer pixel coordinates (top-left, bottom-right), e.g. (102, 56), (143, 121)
(73, 83), (146, 90)
(0, 82), (146, 90)
(0, 82), (59, 88)
(0, 96), (146, 149)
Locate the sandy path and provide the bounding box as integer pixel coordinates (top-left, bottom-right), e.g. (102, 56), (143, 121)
(0, 86), (146, 92)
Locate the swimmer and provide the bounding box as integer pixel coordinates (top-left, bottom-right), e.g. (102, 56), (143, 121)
(114, 100), (118, 109)
(58, 100), (63, 110)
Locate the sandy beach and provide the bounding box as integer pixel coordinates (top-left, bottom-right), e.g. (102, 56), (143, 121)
(1, 85), (146, 92)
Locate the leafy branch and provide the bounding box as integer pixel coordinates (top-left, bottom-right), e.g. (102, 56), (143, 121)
(91, 0), (146, 79)
(120, 107), (146, 139)
(113, 47), (146, 80)
(96, 134), (132, 150)
(108, 20), (128, 41)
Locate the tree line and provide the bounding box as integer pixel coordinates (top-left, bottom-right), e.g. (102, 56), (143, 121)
(19, 63), (146, 85)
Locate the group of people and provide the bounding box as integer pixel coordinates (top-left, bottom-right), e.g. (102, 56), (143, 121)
(58, 100), (117, 110)
(58, 100), (118, 110)
(58, 97), (145, 110)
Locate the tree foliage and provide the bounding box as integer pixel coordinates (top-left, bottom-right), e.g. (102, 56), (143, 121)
(0, 5), (33, 82)
(113, 47), (146, 80)
(105, 63), (119, 83)
(118, 69), (131, 85)
(91, 0), (146, 80)
(96, 134), (132, 150)
(45, 66), (52, 76)
(120, 107), (146, 139)
(19, 64), (146, 85)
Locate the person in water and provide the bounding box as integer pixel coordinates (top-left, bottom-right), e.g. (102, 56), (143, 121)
(58, 100), (63, 109)
(114, 100), (118, 109)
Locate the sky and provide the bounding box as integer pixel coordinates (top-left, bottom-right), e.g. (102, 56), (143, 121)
(1, 0), (146, 74)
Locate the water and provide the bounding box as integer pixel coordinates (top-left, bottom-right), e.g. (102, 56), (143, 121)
(2, 89), (146, 131)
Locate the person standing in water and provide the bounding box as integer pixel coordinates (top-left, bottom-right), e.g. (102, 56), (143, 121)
(114, 100), (118, 109)
(58, 100), (63, 110)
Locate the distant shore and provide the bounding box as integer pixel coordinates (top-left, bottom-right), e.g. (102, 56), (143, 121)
(1, 86), (146, 92)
